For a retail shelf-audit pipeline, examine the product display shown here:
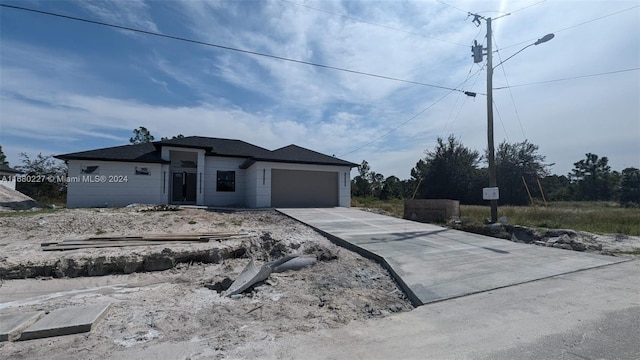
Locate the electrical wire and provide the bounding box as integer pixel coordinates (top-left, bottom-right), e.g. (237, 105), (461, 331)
(0, 3), (470, 94)
(339, 89), (456, 157)
(340, 67), (485, 157)
(499, 5), (639, 50)
(494, 68), (640, 89)
(492, 99), (510, 141)
(508, 0), (547, 15)
(440, 63), (484, 138)
(435, 0), (471, 15)
(493, 35), (527, 139)
(279, 0), (468, 47)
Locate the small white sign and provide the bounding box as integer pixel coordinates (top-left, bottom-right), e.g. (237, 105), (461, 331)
(483, 187), (499, 200)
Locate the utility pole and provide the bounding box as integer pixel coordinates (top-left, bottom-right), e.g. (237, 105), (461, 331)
(470, 14), (553, 223)
(485, 17), (498, 223)
(471, 14), (499, 223)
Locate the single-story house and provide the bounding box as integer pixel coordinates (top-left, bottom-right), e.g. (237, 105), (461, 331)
(0, 164), (21, 190)
(55, 136), (358, 208)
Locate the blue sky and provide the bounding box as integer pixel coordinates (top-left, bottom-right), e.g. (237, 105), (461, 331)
(1, 0), (638, 179)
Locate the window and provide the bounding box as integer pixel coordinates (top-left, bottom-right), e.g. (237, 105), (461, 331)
(217, 171), (235, 192)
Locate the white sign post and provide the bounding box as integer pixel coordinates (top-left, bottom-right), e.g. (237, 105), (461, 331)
(483, 187), (499, 200)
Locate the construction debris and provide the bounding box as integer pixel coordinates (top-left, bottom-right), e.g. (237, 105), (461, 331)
(41, 232), (247, 251)
(18, 304), (111, 341)
(135, 204), (181, 212)
(225, 255), (317, 296)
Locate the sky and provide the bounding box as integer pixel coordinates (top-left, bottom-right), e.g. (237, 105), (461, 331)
(1, 0), (638, 180)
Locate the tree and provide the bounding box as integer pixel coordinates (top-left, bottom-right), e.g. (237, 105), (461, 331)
(160, 134), (185, 141)
(540, 174), (571, 201)
(569, 153), (614, 201)
(494, 140), (551, 205)
(351, 160), (372, 197)
(619, 167), (640, 205)
(0, 145), (8, 166)
(415, 135), (481, 203)
(380, 175), (403, 200)
(129, 126), (155, 144)
(15, 153), (67, 204)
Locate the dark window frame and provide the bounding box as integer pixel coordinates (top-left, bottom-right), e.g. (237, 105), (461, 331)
(216, 170), (235, 192)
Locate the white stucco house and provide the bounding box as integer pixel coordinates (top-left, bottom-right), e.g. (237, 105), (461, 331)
(55, 136), (358, 208)
(0, 164), (21, 190)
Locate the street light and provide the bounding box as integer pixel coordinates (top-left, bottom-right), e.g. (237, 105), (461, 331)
(483, 16), (554, 223)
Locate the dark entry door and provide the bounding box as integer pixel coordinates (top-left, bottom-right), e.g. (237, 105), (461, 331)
(172, 172), (197, 202)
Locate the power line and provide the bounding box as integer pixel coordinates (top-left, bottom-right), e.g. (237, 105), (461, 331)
(493, 35), (526, 140)
(494, 68), (640, 89)
(435, 0), (471, 15)
(508, 0), (547, 15)
(440, 63), (484, 137)
(339, 90), (456, 157)
(492, 99), (510, 141)
(340, 68), (485, 157)
(0, 3), (469, 94)
(279, 0), (468, 47)
(499, 5), (639, 50)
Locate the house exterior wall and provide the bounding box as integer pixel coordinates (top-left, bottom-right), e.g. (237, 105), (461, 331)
(66, 160), (164, 208)
(204, 156), (247, 207)
(246, 162), (352, 208)
(63, 148), (353, 208)
(0, 171), (16, 190)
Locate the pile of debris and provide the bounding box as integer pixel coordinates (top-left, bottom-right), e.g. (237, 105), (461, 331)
(0, 186), (41, 211)
(510, 226), (603, 251)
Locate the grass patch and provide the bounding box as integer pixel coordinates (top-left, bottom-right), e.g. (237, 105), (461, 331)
(613, 248), (640, 255)
(461, 202), (640, 235)
(95, 229), (107, 235)
(188, 220), (197, 225)
(351, 198), (640, 236)
(351, 197), (404, 218)
(0, 208), (59, 218)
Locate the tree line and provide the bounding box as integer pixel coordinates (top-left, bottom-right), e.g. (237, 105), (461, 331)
(352, 135), (640, 206)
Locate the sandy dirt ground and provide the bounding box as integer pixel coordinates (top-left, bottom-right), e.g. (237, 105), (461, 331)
(0, 207), (412, 359)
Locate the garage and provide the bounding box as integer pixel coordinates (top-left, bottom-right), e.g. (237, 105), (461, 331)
(271, 169), (338, 208)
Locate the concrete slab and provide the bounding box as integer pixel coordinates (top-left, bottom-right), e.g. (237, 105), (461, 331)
(0, 311), (44, 342)
(19, 303), (111, 341)
(278, 208), (628, 306)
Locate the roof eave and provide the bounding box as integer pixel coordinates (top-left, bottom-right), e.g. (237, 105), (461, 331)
(54, 155), (169, 164)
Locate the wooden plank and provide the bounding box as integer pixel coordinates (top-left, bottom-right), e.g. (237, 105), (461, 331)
(41, 233), (249, 250)
(42, 240), (208, 251)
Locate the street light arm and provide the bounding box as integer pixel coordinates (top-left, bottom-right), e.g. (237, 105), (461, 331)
(493, 43), (534, 69)
(492, 33), (554, 70)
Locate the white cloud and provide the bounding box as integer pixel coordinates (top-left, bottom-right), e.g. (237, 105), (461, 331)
(1, 0), (638, 179)
(77, 0), (159, 32)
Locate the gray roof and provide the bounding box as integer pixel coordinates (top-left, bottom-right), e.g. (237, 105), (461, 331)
(0, 164), (21, 174)
(55, 136), (357, 168)
(239, 145), (357, 168)
(158, 136), (273, 158)
(55, 143), (166, 163)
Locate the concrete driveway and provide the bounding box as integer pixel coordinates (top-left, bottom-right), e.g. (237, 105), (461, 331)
(253, 259), (640, 360)
(278, 208), (628, 306)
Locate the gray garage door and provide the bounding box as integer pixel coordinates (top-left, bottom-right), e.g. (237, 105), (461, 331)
(271, 169), (338, 208)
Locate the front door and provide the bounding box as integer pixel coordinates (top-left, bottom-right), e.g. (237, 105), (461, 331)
(172, 172), (197, 203)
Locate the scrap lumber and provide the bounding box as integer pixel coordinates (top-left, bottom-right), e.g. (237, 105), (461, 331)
(41, 232), (248, 251)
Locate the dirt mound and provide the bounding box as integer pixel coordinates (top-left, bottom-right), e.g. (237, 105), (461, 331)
(0, 186), (41, 211)
(0, 208), (412, 359)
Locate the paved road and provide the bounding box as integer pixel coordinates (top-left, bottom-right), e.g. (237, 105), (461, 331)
(278, 208), (627, 305)
(253, 259), (640, 360)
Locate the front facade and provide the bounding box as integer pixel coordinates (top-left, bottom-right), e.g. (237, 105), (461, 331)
(55, 137), (356, 208)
